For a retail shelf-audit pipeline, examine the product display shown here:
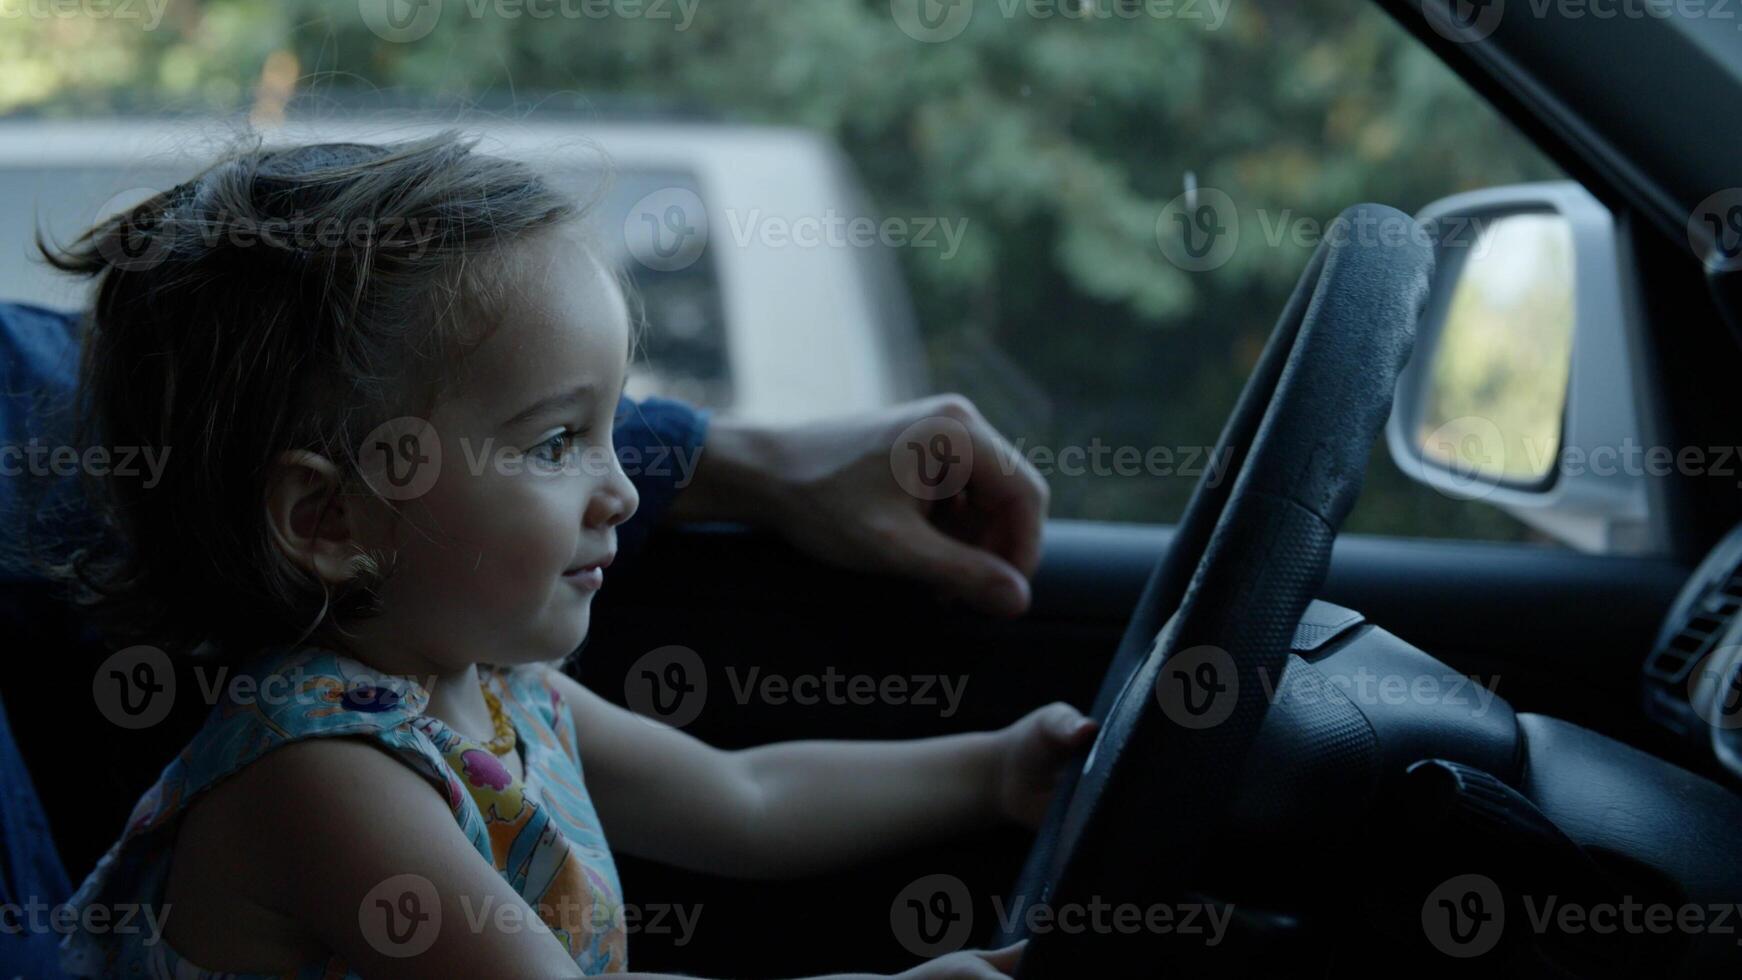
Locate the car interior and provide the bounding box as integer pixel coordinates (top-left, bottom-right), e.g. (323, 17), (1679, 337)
(8, 1), (1742, 978)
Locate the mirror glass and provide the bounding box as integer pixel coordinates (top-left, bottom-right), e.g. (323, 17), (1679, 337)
(1417, 212), (1575, 487)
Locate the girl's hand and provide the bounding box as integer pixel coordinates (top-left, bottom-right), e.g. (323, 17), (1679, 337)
(895, 941), (1026, 978)
(993, 703), (1099, 828)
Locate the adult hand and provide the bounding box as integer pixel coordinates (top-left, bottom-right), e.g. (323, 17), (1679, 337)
(669, 395), (1049, 616)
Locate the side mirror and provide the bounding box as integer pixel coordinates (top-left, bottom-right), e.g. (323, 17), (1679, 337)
(1387, 182), (1655, 553)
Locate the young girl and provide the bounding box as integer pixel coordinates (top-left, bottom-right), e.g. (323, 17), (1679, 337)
(48, 133), (1095, 978)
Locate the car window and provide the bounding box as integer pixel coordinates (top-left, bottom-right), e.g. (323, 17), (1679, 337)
(577, 167), (733, 411)
(1, 0), (1565, 543)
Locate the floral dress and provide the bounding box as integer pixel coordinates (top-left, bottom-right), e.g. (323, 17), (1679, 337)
(61, 647), (628, 977)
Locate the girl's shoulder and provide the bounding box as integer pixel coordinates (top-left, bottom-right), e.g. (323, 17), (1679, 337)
(148, 646), (439, 825)
(60, 647), (459, 978)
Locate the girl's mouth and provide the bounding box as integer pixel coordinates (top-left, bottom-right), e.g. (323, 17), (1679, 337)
(562, 552), (613, 592)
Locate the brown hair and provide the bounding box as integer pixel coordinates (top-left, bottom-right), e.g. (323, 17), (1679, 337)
(39, 130), (580, 659)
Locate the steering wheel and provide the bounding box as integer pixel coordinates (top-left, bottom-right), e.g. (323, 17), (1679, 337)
(1002, 203), (1434, 975)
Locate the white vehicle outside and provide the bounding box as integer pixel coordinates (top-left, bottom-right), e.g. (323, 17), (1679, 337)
(0, 116), (928, 423)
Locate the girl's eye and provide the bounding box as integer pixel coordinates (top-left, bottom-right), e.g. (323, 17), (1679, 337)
(530, 429), (579, 469)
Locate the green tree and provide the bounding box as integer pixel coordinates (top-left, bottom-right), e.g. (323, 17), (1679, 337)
(1, 0), (1562, 539)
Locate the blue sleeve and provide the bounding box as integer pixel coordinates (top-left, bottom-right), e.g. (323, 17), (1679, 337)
(0, 303), (84, 585)
(0, 693), (72, 978)
(612, 394), (710, 561)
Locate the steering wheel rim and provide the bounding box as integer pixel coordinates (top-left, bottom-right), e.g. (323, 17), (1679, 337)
(1003, 204), (1433, 975)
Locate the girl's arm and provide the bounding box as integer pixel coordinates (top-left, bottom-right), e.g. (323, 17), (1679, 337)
(242, 738), (1023, 978)
(545, 667), (1096, 879)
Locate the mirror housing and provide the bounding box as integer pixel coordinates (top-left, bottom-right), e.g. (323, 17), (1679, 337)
(1387, 182), (1656, 554)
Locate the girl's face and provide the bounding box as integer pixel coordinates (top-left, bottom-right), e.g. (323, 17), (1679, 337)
(359, 227), (639, 668)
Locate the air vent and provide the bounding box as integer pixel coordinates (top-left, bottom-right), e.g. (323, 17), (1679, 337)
(1644, 522), (1742, 736)
(1644, 571), (1742, 684)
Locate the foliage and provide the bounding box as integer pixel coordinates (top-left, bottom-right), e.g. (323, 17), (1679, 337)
(0, 0), (1566, 539)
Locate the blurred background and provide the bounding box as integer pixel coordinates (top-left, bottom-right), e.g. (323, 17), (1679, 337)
(0, 0), (1562, 540)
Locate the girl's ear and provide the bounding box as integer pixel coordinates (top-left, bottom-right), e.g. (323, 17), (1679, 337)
(265, 450), (374, 586)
